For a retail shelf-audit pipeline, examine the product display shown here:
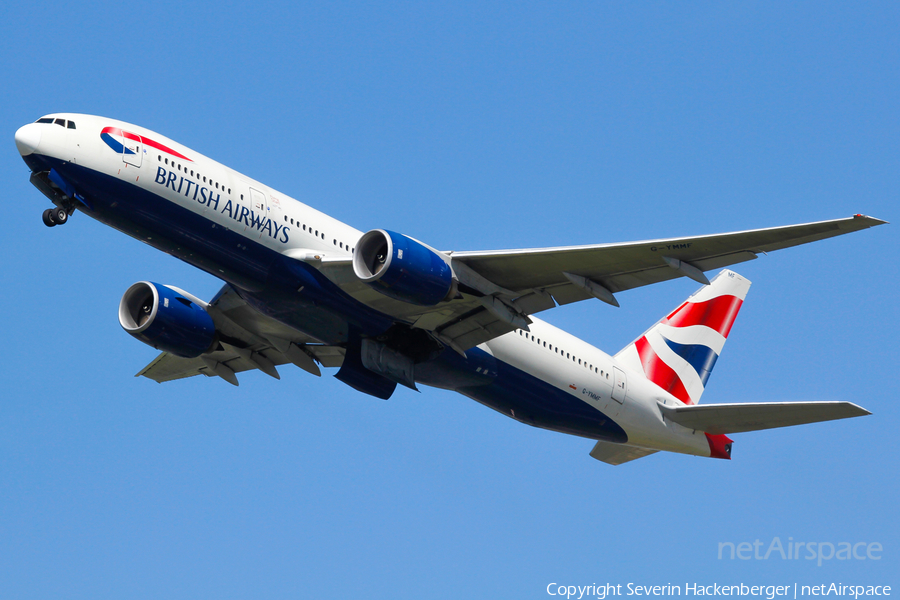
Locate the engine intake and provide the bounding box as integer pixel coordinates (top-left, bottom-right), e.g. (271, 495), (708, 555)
(353, 229), (454, 306)
(118, 281), (216, 358)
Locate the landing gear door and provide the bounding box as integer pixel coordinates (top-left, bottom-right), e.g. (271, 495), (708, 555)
(612, 367), (627, 404)
(123, 134), (142, 167)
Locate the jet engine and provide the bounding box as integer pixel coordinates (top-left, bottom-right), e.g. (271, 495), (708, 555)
(118, 281), (216, 358)
(352, 229), (454, 306)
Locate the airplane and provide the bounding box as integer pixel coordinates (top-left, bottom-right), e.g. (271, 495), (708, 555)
(14, 113), (887, 465)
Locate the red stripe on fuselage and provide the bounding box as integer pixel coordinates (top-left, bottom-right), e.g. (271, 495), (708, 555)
(634, 336), (692, 404)
(101, 127), (192, 162)
(662, 295), (743, 338)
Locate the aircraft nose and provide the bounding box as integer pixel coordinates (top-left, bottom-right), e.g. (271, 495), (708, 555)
(15, 123), (42, 156)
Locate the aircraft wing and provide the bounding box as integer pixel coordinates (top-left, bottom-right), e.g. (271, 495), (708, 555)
(316, 215), (885, 353)
(136, 284), (345, 385)
(448, 214), (886, 303)
(657, 401), (871, 435)
(136, 344), (345, 384)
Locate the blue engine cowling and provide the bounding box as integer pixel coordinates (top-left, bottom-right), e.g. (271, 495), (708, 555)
(352, 229), (454, 306)
(118, 281), (216, 358)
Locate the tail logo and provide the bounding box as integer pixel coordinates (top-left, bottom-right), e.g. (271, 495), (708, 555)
(617, 270), (750, 405)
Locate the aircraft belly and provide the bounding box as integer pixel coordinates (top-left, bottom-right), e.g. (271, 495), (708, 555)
(417, 346), (627, 441)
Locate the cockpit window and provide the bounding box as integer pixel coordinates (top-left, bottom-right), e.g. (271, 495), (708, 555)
(35, 117), (76, 129)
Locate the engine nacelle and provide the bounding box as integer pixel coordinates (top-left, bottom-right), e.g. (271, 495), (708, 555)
(352, 229), (454, 306)
(118, 281), (216, 358)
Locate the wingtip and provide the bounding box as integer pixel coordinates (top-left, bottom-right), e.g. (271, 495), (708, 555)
(852, 214), (889, 226)
(840, 401), (872, 417)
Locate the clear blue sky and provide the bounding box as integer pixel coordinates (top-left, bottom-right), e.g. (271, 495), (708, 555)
(1, 2), (897, 598)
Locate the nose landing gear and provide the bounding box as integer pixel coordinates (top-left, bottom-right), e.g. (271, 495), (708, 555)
(42, 207), (69, 227)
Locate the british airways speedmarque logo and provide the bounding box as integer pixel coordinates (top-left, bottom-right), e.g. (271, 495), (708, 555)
(100, 126), (192, 161)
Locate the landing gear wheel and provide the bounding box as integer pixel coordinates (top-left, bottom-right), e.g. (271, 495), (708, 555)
(42, 209), (56, 227)
(53, 207), (68, 225)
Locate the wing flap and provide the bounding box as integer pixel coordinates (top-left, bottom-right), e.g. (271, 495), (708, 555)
(436, 307), (518, 351)
(658, 401), (871, 435)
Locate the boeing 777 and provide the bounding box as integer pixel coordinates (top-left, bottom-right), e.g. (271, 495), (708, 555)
(15, 113), (886, 464)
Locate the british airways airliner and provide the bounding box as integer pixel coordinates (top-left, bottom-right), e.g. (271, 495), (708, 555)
(15, 113), (886, 464)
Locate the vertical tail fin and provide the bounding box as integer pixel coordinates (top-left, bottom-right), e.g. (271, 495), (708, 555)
(615, 269), (751, 405)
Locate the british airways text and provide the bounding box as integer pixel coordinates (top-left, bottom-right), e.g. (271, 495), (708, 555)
(154, 166), (290, 243)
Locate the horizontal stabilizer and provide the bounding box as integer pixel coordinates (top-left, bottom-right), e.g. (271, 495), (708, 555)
(589, 440), (658, 465)
(658, 401), (871, 435)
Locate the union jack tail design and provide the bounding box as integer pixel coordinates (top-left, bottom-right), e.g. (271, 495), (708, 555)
(615, 269), (751, 405)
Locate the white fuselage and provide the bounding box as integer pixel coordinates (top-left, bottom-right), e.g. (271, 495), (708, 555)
(17, 113), (717, 459)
